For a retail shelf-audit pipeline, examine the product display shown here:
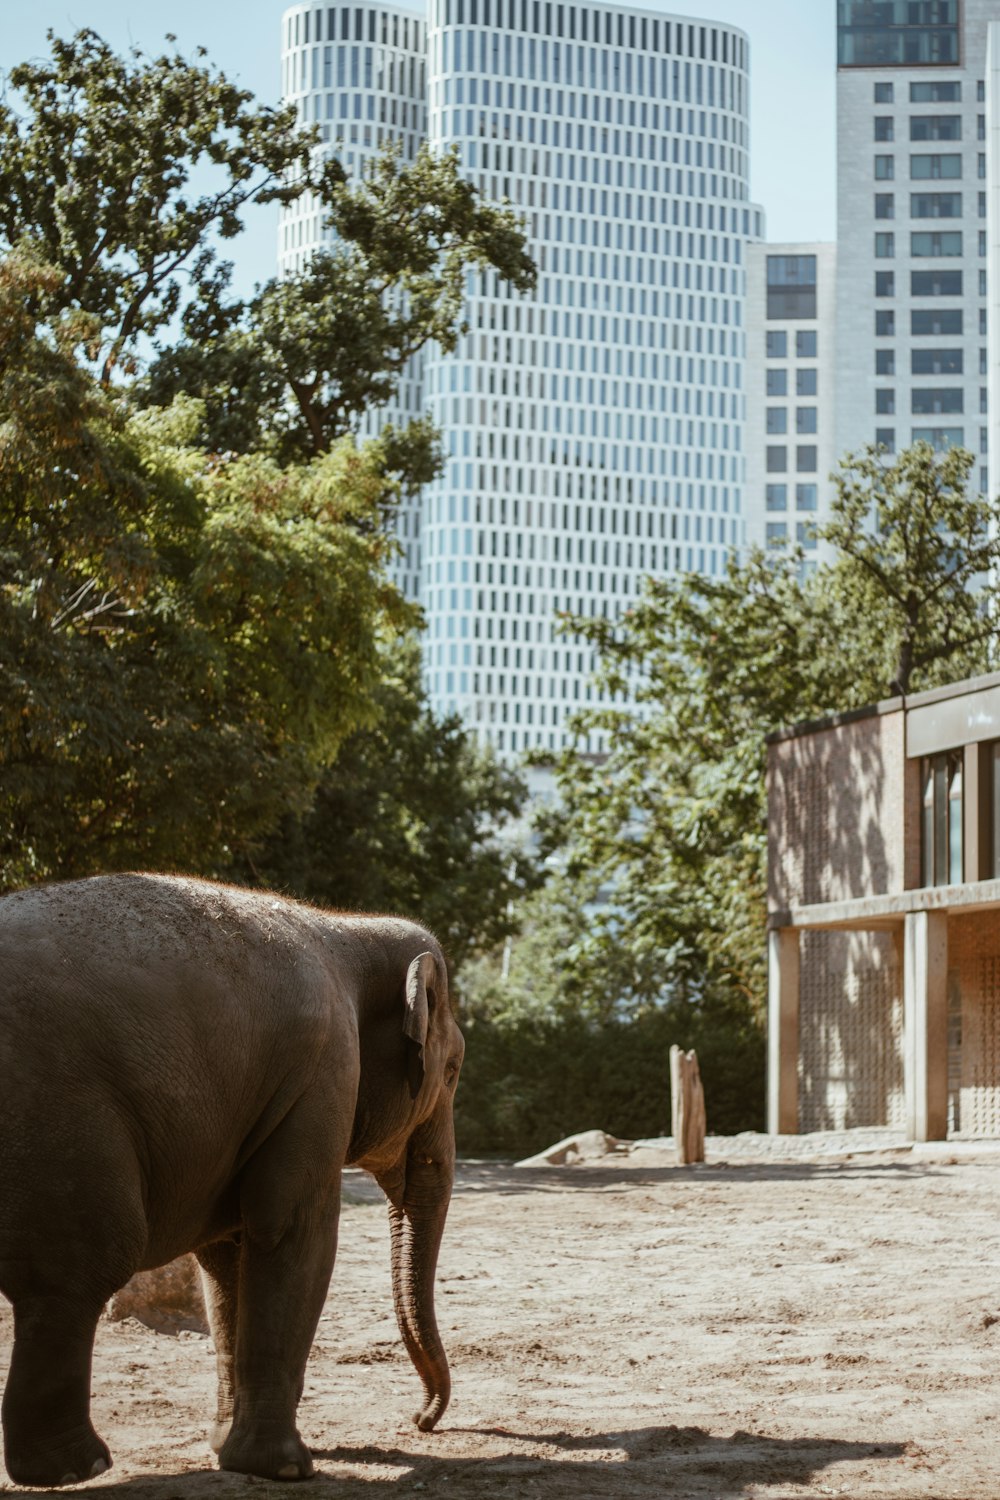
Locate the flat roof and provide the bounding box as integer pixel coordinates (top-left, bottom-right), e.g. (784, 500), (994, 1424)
(766, 668), (1000, 747)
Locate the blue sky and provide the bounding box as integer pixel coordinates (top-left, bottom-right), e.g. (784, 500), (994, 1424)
(0, 0), (837, 298)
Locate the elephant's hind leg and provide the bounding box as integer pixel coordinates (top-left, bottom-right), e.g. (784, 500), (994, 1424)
(2, 1292), (110, 1487)
(217, 1099), (350, 1482)
(196, 1237), (240, 1454)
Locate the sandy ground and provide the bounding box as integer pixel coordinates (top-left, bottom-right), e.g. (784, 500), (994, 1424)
(3, 1144), (1000, 1499)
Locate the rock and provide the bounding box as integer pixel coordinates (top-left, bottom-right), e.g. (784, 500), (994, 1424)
(106, 1254), (208, 1335)
(515, 1129), (632, 1168)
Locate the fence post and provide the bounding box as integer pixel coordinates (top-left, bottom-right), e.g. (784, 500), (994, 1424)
(670, 1045), (706, 1165)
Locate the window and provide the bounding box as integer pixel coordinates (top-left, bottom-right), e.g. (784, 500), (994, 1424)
(766, 407), (788, 434)
(911, 191), (962, 217)
(876, 349), (896, 375)
(875, 388), (895, 414)
(766, 255), (817, 319)
(875, 193), (895, 219)
(796, 483), (818, 511)
(910, 80), (961, 103)
(911, 154), (962, 179)
(910, 115), (961, 141)
(838, 3), (959, 68)
(912, 308), (962, 335)
(797, 368), (818, 395)
(876, 309), (896, 335)
(912, 348), (962, 375)
(912, 269), (962, 296)
(875, 155), (895, 179)
(796, 330), (818, 358)
(874, 82), (894, 103)
(911, 230), (962, 256)
(766, 330), (788, 359)
(875, 232), (895, 257)
(875, 116), (894, 141)
(765, 484), (787, 511)
(767, 369), (788, 397)
(875, 428), (896, 452)
(766, 446), (787, 473)
(796, 522), (818, 551)
(912, 388), (962, 414)
(796, 407), (818, 434)
(796, 445), (817, 473)
(912, 426), (964, 450)
(766, 522), (788, 547)
(921, 751), (963, 887)
(875, 270), (895, 296)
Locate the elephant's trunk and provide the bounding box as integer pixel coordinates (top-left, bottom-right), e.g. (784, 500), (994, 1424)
(385, 1136), (454, 1431)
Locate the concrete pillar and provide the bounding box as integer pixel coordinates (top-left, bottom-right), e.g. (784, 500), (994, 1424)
(903, 911), (948, 1143)
(767, 927), (800, 1135)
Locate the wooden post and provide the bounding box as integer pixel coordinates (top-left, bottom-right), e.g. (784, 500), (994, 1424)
(767, 927), (800, 1134)
(670, 1045), (706, 1165)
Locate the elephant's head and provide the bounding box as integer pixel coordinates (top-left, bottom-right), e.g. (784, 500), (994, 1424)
(354, 941), (464, 1433)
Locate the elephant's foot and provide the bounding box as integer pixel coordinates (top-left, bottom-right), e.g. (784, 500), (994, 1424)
(4, 1423), (112, 1488)
(209, 1416), (232, 1454)
(218, 1426), (315, 1481)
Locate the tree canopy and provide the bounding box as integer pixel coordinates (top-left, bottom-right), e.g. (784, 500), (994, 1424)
(0, 251), (412, 887)
(514, 442), (1000, 1024)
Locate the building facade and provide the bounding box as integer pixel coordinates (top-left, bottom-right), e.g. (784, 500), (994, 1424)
(768, 672), (1000, 1144)
(835, 0), (992, 497)
(280, 1), (763, 756)
(744, 242), (838, 567)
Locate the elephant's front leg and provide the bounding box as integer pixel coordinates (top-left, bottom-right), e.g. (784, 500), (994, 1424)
(195, 1237), (240, 1455)
(217, 1121), (344, 1482)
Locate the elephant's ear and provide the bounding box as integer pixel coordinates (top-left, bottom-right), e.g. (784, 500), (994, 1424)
(403, 951), (437, 1099)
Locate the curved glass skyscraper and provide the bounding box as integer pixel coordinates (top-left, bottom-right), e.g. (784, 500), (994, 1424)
(281, 2), (759, 755)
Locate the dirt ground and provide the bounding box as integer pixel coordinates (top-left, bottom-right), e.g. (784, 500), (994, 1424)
(3, 1145), (1000, 1499)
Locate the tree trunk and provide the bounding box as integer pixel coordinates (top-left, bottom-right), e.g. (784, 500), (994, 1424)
(670, 1045), (706, 1165)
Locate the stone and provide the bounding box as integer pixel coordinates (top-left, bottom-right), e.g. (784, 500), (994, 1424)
(106, 1253), (208, 1335)
(514, 1129), (631, 1168)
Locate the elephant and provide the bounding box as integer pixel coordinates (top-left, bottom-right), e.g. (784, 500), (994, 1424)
(0, 872), (464, 1487)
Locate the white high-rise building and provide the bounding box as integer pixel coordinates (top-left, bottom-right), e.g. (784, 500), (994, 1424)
(745, 242), (838, 568)
(280, 2), (762, 755)
(836, 0), (992, 498)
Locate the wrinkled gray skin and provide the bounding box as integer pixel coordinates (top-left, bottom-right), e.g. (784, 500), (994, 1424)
(0, 873), (464, 1488)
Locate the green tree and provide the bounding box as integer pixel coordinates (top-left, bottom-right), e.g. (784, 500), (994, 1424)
(144, 144), (536, 462)
(0, 253), (412, 889)
(0, 29), (327, 384)
(245, 638), (535, 974)
(820, 441), (999, 694)
(524, 441), (1000, 1025)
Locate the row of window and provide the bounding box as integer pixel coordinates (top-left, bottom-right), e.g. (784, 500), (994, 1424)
(765, 483), (818, 512)
(875, 348), (984, 376)
(765, 330), (818, 360)
(431, 0), (748, 67)
(766, 408), (818, 434)
(767, 368), (818, 396)
(875, 231), (986, 257)
(873, 79), (964, 105)
(765, 521), (817, 550)
(877, 308), (986, 336)
(874, 269), (986, 297)
(286, 6), (424, 50)
(874, 154), (986, 180)
(874, 114), (974, 142)
(874, 425), (965, 452)
(873, 389), (971, 415)
(875, 191), (985, 219)
(765, 446), (819, 474)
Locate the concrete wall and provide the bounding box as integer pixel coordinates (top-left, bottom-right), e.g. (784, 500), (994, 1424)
(767, 705), (908, 911)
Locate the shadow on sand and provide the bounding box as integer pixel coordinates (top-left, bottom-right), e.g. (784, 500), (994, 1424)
(8, 1424), (908, 1499)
